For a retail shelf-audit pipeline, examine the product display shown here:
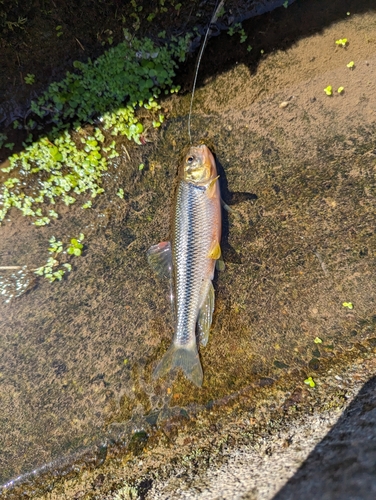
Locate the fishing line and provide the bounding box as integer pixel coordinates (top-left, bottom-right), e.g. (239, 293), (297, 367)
(188, 0), (225, 144)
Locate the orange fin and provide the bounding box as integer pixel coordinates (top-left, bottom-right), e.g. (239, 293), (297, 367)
(207, 240), (221, 260)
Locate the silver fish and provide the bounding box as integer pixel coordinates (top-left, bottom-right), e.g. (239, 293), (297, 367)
(147, 144), (222, 387)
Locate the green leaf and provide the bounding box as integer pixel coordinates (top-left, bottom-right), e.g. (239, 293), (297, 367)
(342, 302), (353, 309)
(304, 376), (316, 388)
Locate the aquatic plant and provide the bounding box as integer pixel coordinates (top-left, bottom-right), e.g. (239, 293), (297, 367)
(34, 256), (64, 282)
(0, 131), (110, 223)
(24, 73), (35, 85)
(48, 236), (63, 254)
(227, 22), (247, 43)
(304, 376), (316, 388)
(0, 29), (190, 225)
(34, 235), (83, 282)
(67, 233), (84, 256)
(0, 233), (82, 302)
(335, 38), (348, 47)
(30, 29), (188, 131)
(342, 302), (353, 309)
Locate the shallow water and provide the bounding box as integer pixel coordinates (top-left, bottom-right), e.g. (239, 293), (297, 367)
(1, 0), (376, 497)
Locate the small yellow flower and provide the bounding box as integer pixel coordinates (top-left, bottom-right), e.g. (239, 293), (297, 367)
(337, 86), (345, 94)
(324, 85), (333, 96)
(346, 61), (355, 69)
(335, 38), (348, 47)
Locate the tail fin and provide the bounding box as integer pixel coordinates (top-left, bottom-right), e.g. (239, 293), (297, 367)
(153, 343), (203, 387)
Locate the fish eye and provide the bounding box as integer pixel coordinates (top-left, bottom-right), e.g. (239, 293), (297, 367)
(187, 156), (194, 163)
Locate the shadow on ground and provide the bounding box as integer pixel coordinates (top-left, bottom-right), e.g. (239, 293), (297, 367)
(274, 376), (376, 500)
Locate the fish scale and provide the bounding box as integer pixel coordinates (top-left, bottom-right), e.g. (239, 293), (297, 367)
(174, 181), (215, 346)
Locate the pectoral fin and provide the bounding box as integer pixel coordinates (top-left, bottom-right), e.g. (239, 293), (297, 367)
(207, 175), (220, 198)
(147, 241), (172, 279)
(207, 240), (221, 260)
(197, 283), (215, 347)
(147, 241), (176, 320)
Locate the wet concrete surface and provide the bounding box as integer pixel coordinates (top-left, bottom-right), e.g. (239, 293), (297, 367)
(274, 374), (376, 500)
(0, 0), (376, 498)
(144, 358), (376, 499)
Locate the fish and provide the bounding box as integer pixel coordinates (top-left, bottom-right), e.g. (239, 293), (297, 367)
(147, 144), (222, 387)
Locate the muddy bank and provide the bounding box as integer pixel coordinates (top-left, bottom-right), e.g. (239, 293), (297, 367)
(1, 0), (376, 498)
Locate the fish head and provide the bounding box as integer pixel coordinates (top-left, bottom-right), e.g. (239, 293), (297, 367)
(182, 144), (217, 184)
